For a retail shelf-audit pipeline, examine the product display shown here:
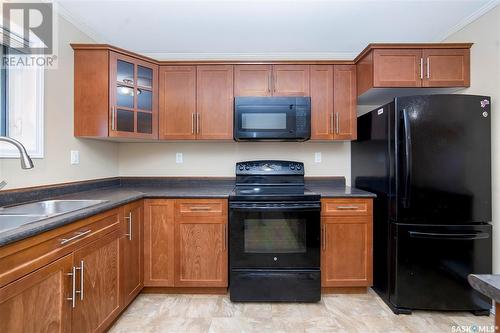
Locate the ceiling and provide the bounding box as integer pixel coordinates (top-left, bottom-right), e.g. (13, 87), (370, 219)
(56, 0), (499, 60)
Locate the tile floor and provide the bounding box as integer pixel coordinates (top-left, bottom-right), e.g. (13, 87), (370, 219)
(109, 290), (495, 333)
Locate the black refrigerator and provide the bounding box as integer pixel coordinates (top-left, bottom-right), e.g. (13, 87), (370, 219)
(352, 94), (492, 315)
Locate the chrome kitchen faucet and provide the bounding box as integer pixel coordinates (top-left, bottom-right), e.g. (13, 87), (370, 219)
(0, 136), (34, 190)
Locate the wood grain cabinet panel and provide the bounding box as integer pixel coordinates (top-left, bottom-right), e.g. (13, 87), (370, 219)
(175, 219), (228, 287)
(0, 254), (73, 333)
(120, 201), (144, 306)
(272, 65), (310, 96)
(159, 66), (197, 139)
(71, 230), (121, 333)
(143, 200), (175, 287)
(321, 216), (373, 287)
(373, 49), (423, 88)
(310, 65), (334, 140)
(422, 49), (470, 87)
(196, 65), (234, 140)
(234, 65), (272, 96)
(322, 198), (372, 216)
(333, 65), (357, 140)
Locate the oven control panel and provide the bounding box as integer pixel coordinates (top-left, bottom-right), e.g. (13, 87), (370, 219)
(236, 160), (304, 175)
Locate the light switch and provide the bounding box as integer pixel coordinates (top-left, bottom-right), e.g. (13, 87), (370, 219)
(176, 152), (183, 164)
(70, 150), (80, 165)
(314, 152), (322, 163)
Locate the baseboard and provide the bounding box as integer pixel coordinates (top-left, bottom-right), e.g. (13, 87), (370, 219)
(141, 287), (228, 295)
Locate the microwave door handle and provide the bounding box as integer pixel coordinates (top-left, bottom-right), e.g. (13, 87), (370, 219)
(409, 231), (490, 241)
(402, 109), (412, 209)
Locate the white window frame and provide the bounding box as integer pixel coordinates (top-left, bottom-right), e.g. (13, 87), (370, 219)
(0, 67), (44, 158)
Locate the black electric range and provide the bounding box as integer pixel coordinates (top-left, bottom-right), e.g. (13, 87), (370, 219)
(229, 160), (321, 302)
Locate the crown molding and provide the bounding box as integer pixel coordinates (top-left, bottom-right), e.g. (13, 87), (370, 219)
(54, 0), (108, 43)
(141, 51), (359, 61)
(439, 0), (500, 41)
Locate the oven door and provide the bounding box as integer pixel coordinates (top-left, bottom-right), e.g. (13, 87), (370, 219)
(229, 201), (320, 269)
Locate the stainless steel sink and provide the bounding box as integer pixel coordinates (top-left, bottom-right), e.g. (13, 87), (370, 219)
(0, 214), (47, 233)
(0, 199), (108, 217)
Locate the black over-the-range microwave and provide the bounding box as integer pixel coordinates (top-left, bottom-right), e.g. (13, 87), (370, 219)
(233, 96), (311, 141)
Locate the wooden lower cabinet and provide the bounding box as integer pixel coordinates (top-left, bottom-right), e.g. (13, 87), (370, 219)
(72, 229), (121, 332)
(120, 201), (144, 306)
(144, 199), (228, 288)
(0, 254), (73, 332)
(321, 199), (373, 289)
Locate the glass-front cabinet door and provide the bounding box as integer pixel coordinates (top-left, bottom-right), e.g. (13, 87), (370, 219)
(109, 52), (158, 139)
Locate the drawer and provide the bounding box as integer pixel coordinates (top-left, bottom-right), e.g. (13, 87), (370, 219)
(321, 199), (372, 216)
(0, 208), (121, 287)
(174, 199), (227, 218)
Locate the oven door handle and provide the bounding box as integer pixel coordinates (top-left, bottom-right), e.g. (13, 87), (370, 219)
(230, 204), (320, 211)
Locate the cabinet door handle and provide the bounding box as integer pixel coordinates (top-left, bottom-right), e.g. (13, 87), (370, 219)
(60, 229), (92, 245)
(111, 106), (116, 131)
(189, 206), (212, 211)
(66, 266), (76, 308)
(124, 211), (132, 240)
(335, 112), (340, 134)
(330, 113), (334, 134)
(322, 225), (326, 251)
(336, 205), (360, 210)
(267, 73), (271, 94)
(196, 113), (200, 134)
(191, 113), (195, 134)
(426, 57), (430, 79)
(75, 260), (84, 301)
(223, 224), (227, 251)
(420, 58), (424, 80)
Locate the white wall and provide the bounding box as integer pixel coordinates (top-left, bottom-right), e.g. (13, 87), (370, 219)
(119, 142), (351, 183)
(0, 16), (119, 190)
(445, 5), (500, 273)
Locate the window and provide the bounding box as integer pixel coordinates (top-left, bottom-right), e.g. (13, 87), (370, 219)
(0, 45), (44, 158)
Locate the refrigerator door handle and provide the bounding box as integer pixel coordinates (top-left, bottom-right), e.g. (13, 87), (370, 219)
(402, 109), (412, 208)
(409, 231), (490, 240)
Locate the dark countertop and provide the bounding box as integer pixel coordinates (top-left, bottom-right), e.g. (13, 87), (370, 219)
(0, 178), (375, 247)
(468, 274), (500, 303)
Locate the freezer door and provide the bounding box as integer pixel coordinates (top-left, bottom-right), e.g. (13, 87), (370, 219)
(390, 223), (492, 311)
(395, 95), (491, 224)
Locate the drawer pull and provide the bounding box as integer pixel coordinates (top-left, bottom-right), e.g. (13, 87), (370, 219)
(336, 205), (361, 210)
(189, 206), (212, 211)
(60, 229), (92, 245)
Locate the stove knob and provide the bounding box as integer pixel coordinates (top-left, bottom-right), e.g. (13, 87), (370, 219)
(296, 164), (302, 170)
(290, 164), (295, 170)
(239, 165), (244, 171)
(245, 165), (250, 170)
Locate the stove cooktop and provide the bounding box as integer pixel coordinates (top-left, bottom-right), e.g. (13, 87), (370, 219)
(230, 185), (320, 202)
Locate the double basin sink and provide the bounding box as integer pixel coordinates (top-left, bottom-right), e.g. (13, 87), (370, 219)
(0, 200), (108, 233)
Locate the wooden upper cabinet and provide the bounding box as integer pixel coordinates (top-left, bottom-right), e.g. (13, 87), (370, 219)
(373, 49), (423, 88)
(333, 65), (357, 140)
(272, 65), (310, 96)
(174, 199), (228, 288)
(310, 65), (334, 140)
(71, 230), (121, 332)
(159, 66), (197, 140)
(422, 49), (470, 87)
(234, 65), (272, 96)
(120, 201), (144, 306)
(196, 65), (234, 140)
(73, 47), (158, 139)
(0, 254), (73, 333)
(356, 44), (472, 97)
(110, 52), (159, 139)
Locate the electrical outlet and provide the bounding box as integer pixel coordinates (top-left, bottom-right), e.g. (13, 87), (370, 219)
(314, 152), (322, 163)
(176, 152), (183, 164)
(70, 150), (80, 165)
